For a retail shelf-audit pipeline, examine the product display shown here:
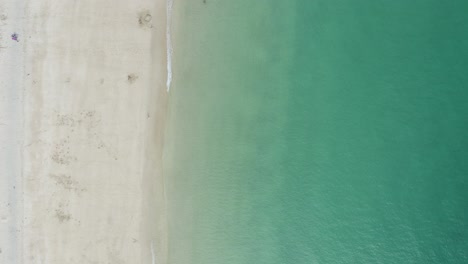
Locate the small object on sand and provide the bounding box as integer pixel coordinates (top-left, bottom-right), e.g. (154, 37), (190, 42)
(144, 14), (152, 22)
(138, 11), (153, 28)
(11, 33), (19, 42)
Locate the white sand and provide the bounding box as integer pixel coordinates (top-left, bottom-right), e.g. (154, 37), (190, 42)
(0, 0), (169, 263)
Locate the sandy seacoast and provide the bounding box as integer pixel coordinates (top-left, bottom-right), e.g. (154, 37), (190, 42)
(0, 0), (169, 263)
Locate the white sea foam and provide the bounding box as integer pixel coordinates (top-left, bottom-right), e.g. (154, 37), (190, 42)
(151, 241), (156, 264)
(166, 0), (173, 92)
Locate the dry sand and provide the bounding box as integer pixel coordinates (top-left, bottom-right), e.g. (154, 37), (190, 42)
(1, 0), (169, 263)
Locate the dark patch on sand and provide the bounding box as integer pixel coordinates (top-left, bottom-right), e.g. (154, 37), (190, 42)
(127, 74), (138, 84)
(51, 138), (76, 165)
(55, 209), (71, 222)
(49, 174), (86, 193)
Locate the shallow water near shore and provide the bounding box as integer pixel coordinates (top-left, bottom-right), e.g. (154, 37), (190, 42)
(165, 1), (468, 263)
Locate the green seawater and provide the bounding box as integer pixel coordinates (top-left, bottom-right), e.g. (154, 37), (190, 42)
(164, 1), (468, 263)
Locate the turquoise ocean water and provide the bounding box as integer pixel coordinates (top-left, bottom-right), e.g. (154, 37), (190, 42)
(164, 1), (468, 263)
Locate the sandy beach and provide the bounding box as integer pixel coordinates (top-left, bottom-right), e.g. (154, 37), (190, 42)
(1, 0), (169, 263)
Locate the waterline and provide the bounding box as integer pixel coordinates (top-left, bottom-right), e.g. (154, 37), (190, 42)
(166, 0), (173, 92)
